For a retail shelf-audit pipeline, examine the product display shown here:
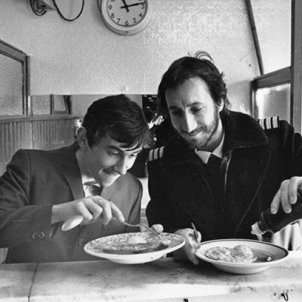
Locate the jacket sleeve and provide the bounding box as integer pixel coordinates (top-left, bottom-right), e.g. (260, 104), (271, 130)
(0, 150), (54, 247)
(264, 120), (302, 250)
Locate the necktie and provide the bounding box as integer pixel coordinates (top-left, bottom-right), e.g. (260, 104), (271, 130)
(206, 153), (222, 178)
(206, 154), (223, 203)
(84, 182), (102, 196)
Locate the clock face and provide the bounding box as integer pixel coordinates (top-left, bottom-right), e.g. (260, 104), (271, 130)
(100, 0), (151, 35)
(107, 0), (148, 27)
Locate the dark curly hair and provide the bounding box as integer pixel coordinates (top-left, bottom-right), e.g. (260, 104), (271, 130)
(82, 94), (152, 148)
(157, 51), (230, 118)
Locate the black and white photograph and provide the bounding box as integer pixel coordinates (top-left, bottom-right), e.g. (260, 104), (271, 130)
(0, 0), (301, 301)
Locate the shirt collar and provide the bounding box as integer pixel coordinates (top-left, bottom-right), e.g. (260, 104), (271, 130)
(81, 176), (102, 197)
(194, 132), (225, 164)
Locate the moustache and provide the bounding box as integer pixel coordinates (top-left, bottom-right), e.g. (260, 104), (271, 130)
(181, 127), (206, 137)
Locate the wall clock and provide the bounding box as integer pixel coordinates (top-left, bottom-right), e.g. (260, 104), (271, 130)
(99, 0), (152, 35)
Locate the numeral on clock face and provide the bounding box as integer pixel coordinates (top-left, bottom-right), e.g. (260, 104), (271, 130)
(107, 0), (147, 27)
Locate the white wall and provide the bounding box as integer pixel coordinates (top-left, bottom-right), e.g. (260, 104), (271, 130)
(251, 0), (291, 73)
(0, 0), (290, 114)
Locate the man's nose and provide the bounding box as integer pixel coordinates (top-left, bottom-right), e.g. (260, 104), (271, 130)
(182, 113), (197, 133)
(115, 157), (129, 175)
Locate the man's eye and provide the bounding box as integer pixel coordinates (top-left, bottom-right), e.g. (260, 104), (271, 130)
(170, 110), (182, 117)
(191, 107), (203, 114)
(130, 153), (139, 158)
(108, 151), (119, 157)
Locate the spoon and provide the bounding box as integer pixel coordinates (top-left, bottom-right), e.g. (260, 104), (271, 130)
(121, 221), (162, 240)
(190, 222), (201, 250)
(61, 215), (84, 232)
(191, 222), (199, 241)
(61, 215), (161, 241)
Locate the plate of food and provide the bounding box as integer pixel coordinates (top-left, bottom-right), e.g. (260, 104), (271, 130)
(194, 239), (288, 274)
(84, 232), (185, 264)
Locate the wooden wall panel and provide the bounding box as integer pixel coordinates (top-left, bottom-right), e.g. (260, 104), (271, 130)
(0, 118), (32, 174)
(0, 117), (75, 176)
(32, 118), (75, 150)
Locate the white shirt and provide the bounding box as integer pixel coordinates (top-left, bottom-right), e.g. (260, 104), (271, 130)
(194, 133), (225, 164)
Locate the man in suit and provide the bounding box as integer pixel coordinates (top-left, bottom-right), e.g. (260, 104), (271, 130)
(147, 52), (302, 265)
(0, 94), (152, 263)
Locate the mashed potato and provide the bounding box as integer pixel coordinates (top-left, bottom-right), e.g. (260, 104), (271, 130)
(205, 244), (256, 263)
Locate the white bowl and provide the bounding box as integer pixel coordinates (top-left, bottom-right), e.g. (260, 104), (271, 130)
(194, 239), (288, 274)
(84, 232), (185, 264)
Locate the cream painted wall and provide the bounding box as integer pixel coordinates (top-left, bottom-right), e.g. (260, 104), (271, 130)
(0, 0), (290, 114)
(251, 0), (291, 73)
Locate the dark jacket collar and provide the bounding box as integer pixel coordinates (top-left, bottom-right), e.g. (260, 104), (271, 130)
(221, 111), (268, 153)
(163, 111), (269, 166)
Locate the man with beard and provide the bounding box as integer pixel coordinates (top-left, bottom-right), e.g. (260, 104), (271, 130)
(0, 95), (152, 263)
(146, 52), (302, 265)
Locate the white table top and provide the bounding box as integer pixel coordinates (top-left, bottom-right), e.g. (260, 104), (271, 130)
(0, 262), (36, 302)
(1, 252), (302, 302)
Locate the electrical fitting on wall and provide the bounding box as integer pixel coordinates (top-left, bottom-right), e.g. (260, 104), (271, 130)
(29, 0), (85, 21)
(121, 86), (129, 92)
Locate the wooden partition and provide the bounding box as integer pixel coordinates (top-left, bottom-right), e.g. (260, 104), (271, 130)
(0, 116), (76, 176)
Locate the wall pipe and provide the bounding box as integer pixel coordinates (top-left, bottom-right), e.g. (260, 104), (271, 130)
(245, 0), (264, 75)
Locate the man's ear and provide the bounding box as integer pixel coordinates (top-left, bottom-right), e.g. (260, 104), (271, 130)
(218, 99), (225, 112)
(77, 127), (89, 149)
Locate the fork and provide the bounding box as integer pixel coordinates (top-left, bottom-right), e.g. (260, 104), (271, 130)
(190, 222), (201, 250)
(121, 221), (162, 240)
(191, 222), (199, 242)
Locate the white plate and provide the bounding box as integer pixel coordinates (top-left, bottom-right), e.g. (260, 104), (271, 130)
(194, 239), (288, 274)
(84, 232), (185, 264)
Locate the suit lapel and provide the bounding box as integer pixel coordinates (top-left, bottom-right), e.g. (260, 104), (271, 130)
(57, 144), (84, 200)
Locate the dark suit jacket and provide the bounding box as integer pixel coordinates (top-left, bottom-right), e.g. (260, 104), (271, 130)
(0, 143), (142, 263)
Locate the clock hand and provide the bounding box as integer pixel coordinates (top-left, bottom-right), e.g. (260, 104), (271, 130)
(120, 2), (146, 9)
(121, 0), (129, 12)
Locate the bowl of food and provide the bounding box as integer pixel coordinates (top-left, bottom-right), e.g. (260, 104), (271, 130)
(84, 232), (185, 264)
(194, 239), (288, 274)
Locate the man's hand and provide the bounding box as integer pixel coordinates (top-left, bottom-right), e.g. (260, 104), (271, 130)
(173, 228), (202, 265)
(51, 196), (125, 225)
(270, 176), (302, 214)
(149, 224), (202, 263)
(151, 224), (164, 233)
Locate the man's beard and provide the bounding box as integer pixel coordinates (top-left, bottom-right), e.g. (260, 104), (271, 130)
(179, 109), (220, 150)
